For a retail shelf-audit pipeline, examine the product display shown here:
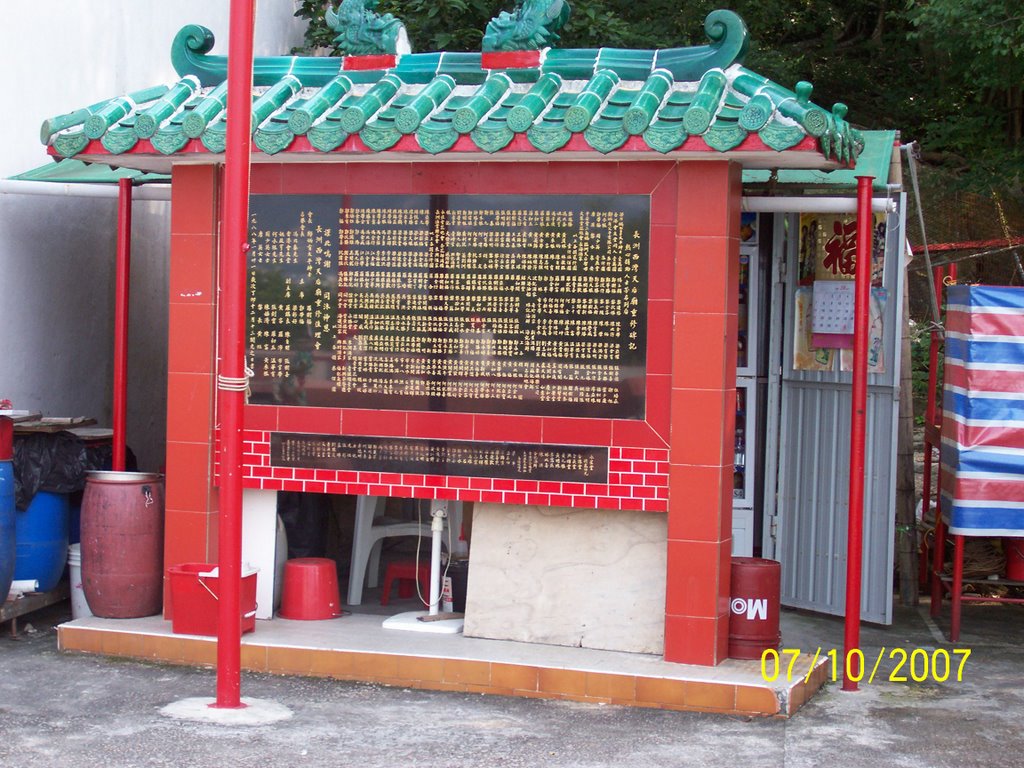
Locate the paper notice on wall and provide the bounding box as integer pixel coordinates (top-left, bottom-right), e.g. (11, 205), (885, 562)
(812, 280), (856, 333)
(800, 212), (886, 286)
(840, 288), (888, 373)
(793, 286), (834, 371)
(811, 280), (856, 349)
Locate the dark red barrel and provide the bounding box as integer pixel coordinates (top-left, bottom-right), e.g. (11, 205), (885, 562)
(80, 471), (164, 618)
(728, 557), (781, 660)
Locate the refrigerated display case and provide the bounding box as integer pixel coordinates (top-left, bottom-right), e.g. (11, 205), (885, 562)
(733, 213), (762, 556)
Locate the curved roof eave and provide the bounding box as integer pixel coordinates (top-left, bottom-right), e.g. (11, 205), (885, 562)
(40, 13), (865, 172)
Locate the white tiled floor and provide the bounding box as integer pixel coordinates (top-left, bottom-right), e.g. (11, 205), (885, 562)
(63, 605), (789, 691)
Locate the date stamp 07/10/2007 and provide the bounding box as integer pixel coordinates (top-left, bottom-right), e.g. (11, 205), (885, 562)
(761, 648), (972, 685)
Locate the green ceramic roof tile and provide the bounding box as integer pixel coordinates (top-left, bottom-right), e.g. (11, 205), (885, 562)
(307, 114), (350, 152)
(526, 123), (571, 153)
(253, 77), (302, 124)
(436, 52), (488, 85)
(101, 124), (141, 155)
(41, 107), (99, 146)
(643, 121), (689, 153)
(564, 70), (619, 132)
(655, 91), (692, 122)
(253, 120), (295, 155)
(340, 75), (402, 133)
(723, 91), (745, 110)
(470, 122), (515, 153)
(359, 122), (403, 151)
(134, 78), (199, 138)
(182, 83), (227, 138)
(703, 119), (747, 152)
(42, 11), (869, 166)
(85, 93), (154, 139)
(503, 68), (541, 85)
(52, 129), (90, 159)
(453, 74), (512, 134)
(239, 77), (303, 154)
(584, 122), (628, 153)
(200, 118), (227, 153)
(288, 76), (352, 135)
(622, 71), (672, 135)
(543, 48), (601, 80)
(149, 104), (192, 155)
(415, 121), (459, 154)
(739, 92), (774, 131)
(595, 49), (656, 82)
(584, 85), (636, 153)
(395, 75), (455, 133)
(391, 52), (442, 84)
(757, 118), (806, 151)
(506, 73), (562, 132)
(683, 69), (727, 135)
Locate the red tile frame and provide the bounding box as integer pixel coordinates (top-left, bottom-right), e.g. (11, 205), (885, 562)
(167, 160), (741, 667)
(239, 161), (679, 513)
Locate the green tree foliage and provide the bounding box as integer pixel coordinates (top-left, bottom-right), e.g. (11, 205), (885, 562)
(294, 1), (1024, 190)
(907, 0), (1024, 189)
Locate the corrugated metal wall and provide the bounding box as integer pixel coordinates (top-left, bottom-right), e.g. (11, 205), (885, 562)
(770, 200), (906, 624)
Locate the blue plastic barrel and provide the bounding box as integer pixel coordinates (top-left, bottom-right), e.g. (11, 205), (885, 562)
(14, 491), (69, 592)
(0, 461), (15, 602)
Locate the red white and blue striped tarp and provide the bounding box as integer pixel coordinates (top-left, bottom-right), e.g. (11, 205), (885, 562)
(940, 285), (1024, 536)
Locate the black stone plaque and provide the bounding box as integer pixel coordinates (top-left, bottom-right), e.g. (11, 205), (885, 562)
(271, 432), (609, 483)
(247, 193), (648, 419)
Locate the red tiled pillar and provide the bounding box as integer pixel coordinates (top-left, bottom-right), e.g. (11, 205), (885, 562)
(664, 161), (741, 665)
(164, 165), (221, 610)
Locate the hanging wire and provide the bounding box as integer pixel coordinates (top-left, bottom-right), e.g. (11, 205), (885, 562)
(903, 142), (944, 334)
(992, 190), (1024, 284)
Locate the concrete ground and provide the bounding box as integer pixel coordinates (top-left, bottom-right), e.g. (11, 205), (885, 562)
(1, 597), (1022, 768)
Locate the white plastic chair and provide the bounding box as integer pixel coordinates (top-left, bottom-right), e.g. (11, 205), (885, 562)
(346, 496), (462, 606)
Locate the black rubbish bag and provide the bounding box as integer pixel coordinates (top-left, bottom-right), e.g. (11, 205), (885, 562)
(278, 491), (331, 559)
(12, 432), (134, 510)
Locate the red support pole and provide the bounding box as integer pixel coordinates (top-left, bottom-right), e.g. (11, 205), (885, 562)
(113, 178), (133, 472)
(951, 533), (964, 641)
(928, 266), (945, 614)
(842, 175), (875, 692)
(213, 0), (255, 710)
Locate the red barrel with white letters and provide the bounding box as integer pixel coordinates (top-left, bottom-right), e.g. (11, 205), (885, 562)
(728, 557), (781, 660)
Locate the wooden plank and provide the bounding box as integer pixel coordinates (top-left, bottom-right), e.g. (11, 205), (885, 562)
(14, 418), (97, 434)
(0, 582), (70, 623)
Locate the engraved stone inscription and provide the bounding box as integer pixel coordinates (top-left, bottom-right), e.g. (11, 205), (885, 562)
(248, 194), (648, 418)
(271, 433), (609, 483)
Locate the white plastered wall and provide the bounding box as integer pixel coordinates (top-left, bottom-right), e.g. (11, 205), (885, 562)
(0, 2), (306, 470)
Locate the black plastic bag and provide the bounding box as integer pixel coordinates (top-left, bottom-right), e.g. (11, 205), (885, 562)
(12, 432), (134, 510)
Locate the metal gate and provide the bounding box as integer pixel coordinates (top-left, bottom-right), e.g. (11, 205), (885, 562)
(763, 199), (906, 624)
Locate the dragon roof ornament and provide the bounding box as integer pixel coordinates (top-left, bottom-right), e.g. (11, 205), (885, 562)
(325, 0), (410, 56)
(483, 0), (572, 52)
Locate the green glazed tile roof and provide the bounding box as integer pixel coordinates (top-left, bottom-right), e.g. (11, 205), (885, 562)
(9, 158), (169, 185)
(742, 130), (897, 192)
(41, 11), (864, 167)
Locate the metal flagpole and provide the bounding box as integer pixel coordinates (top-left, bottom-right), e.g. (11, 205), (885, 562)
(213, 0), (256, 709)
(842, 174), (875, 692)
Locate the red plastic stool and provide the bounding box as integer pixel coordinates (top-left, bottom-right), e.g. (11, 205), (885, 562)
(380, 560), (430, 606)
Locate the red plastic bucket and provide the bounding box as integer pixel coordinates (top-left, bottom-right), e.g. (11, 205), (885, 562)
(728, 557), (781, 660)
(1005, 538), (1024, 581)
(278, 558), (342, 620)
(168, 563), (257, 636)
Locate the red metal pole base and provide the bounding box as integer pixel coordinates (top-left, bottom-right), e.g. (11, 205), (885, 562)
(842, 175), (875, 692)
